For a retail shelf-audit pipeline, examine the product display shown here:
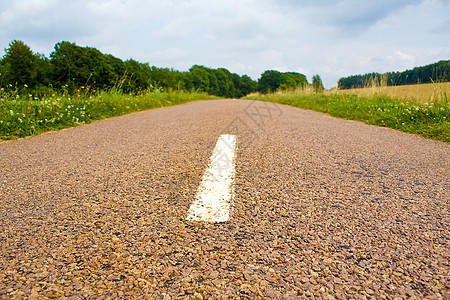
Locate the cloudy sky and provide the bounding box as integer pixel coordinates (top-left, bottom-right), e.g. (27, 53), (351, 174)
(0, 0), (449, 88)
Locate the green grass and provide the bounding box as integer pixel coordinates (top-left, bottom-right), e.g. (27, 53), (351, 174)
(0, 86), (216, 141)
(244, 91), (450, 142)
(3, 85), (449, 142)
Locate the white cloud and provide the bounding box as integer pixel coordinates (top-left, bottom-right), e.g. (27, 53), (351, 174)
(392, 51), (415, 65)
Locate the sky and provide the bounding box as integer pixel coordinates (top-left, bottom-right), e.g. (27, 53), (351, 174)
(0, 0), (449, 88)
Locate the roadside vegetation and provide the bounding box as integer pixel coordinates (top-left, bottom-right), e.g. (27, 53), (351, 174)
(244, 88), (449, 142)
(0, 84), (215, 140)
(1, 39), (449, 142)
(0, 40), (308, 140)
(331, 82), (450, 104)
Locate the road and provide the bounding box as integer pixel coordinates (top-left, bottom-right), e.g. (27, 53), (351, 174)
(0, 99), (449, 299)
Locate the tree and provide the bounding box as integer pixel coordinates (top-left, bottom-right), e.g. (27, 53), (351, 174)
(215, 68), (234, 98)
(0, 60), (6, 86)
(189, 65), (210, 92)
(257, 70), (308, 93)
(312, 74), (324, 93)
(207, 69), (219, 95)
(50, 41), (84, 89)
(257, 70), (286, 93)
(338, 60), (450, 89)
(241, 75), (257, 96)
(2, 40), (36, 87)
(0, 39), (261, 96)
(124, 59), (152, 91)
(50, 41), (129, 90)
(33, 53), (52, 88)
(104, 54), (126, 87)
(283, 72), (308, 89)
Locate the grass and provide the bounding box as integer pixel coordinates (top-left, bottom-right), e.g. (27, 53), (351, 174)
(0, 85), (216, 141)
(331, 82), (450, 103)
(2, 83), (449, 143)
(244, 89), (450, 143)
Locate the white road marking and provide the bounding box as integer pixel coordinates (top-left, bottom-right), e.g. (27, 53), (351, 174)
(186, 134), (237, 222)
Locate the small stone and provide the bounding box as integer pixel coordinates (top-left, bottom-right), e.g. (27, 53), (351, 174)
(265, 288), (282, 298)
(300, 277), (309, 283)
(107, 275), (119, 281)
(210, 271), (219, 279)
(243, 272), (253, 281)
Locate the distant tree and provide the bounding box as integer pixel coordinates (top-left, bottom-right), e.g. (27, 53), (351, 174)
(104, 54), (126, 87)
(50, 41), (129, 90)
(257, 70), (308, 93)
(148, 67), (183, 91)
(189, 65), (210, 92)
(2, 40), (36, 87)
(241, 75), (257, 96)
(257, 70), (286, 93)
(183, 72), (194, 91)
(0, 39), (260, 96)
(33, 53), (52, 87)
(312, 74), (324, 93)
(0, 60), (6, 86)
(231, 73), (244, 98)
(50, 41), (84, 89)
(124, 59), (152, 91)
(207, 69), (219, 95)
(282, 72), (308, 89)
(338, 60), (450, 89)
(215, 68), (236, 97)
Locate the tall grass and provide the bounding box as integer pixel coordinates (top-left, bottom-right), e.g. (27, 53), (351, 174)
(0, 85), (215, 141)
(332, 82), (450, 103)
(244, 89), (450, 142)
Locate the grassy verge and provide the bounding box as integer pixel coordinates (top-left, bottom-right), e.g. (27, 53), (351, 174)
(244, 90), (449, 142)
(0, 87), (216, 141)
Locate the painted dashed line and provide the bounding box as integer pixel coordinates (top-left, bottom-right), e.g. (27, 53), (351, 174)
(186, 134), (237, 222)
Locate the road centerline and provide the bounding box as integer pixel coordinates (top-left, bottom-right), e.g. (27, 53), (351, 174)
(186, 134), (237, 222)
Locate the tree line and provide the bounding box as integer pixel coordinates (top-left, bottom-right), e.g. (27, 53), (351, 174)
(0, 40), (310, 97)
(337, 60), (450, 89)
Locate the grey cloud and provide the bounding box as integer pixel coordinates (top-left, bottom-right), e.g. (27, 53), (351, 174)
(330, 0), (423, 27)
(269, 0), (425, 36)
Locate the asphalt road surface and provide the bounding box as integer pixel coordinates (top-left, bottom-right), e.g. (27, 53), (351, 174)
(0, 99), (449, 299)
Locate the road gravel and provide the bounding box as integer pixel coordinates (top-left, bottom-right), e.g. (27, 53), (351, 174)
(0, 99), (449, 299)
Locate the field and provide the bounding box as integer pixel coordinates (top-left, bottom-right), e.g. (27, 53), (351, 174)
(330, 82), (450, 103)
(0, 86), (215, 141)
(244, 88), (449, 142)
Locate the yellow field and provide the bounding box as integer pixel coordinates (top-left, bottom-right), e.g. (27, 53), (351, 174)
(330, 82), (450, 103)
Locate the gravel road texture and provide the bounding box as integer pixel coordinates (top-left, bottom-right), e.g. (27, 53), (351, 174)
(0, 99), (448, 299)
